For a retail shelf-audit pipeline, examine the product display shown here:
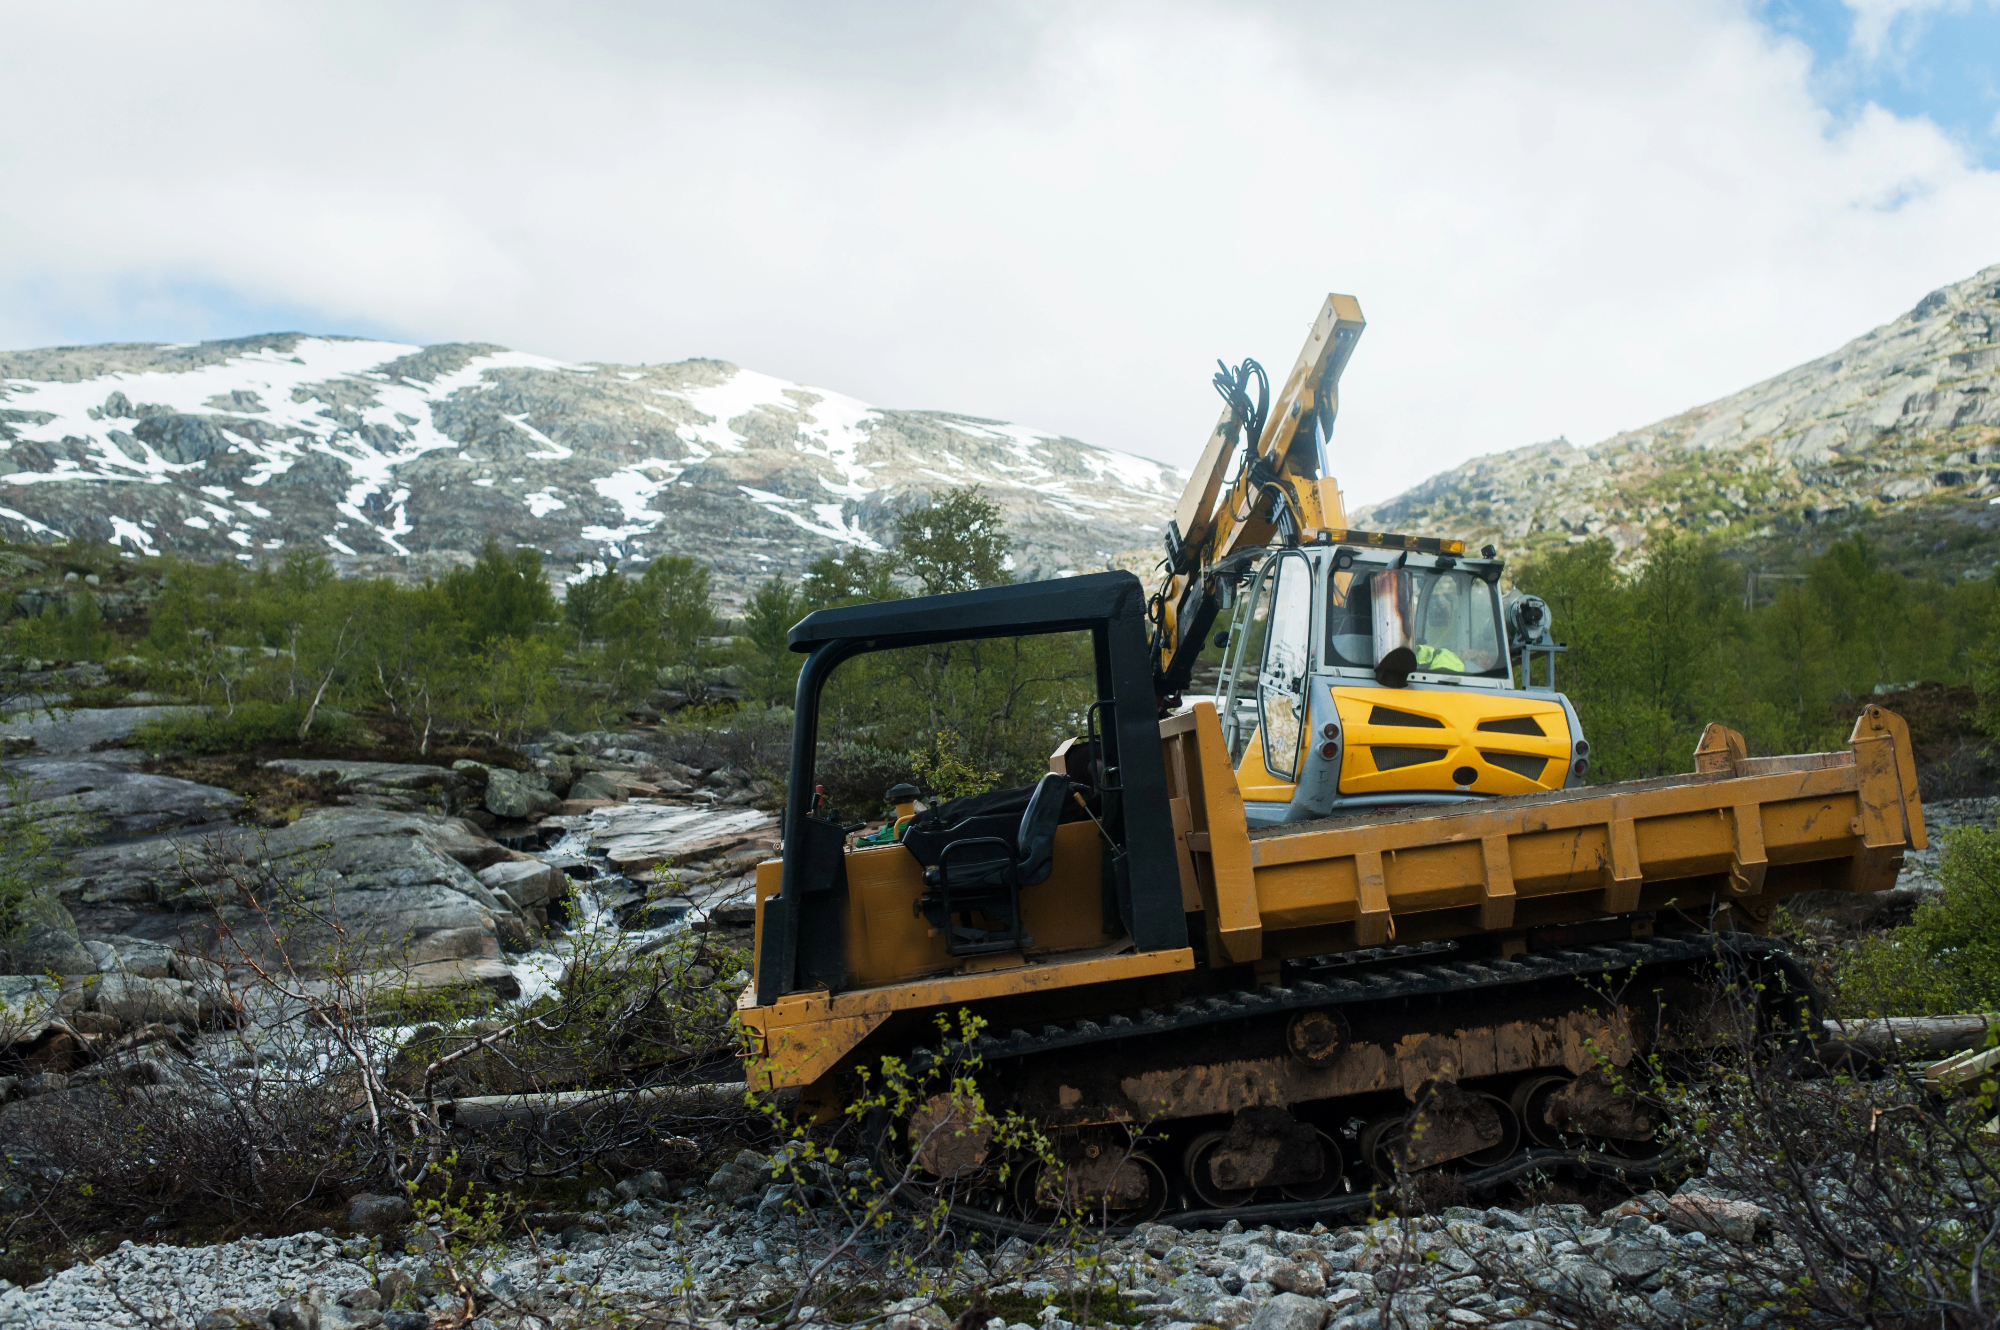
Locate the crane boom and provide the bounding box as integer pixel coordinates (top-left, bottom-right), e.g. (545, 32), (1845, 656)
(1153, 294), (1367, 703)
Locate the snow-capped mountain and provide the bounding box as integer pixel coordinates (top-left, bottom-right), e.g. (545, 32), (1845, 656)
(0, 335), (1185, 596)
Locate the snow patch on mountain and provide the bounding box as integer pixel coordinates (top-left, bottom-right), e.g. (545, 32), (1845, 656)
(0, 335), (1184, 592)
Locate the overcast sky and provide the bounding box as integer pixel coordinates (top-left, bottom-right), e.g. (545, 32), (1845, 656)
(3, 0), (1997, 506)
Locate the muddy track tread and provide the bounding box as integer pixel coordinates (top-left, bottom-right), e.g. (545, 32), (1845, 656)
(910, 934), (1797, 1073)
(923, 1145), (1687, 1240)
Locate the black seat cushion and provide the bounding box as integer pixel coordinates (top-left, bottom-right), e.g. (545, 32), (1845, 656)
(900, 776), (1086, 870)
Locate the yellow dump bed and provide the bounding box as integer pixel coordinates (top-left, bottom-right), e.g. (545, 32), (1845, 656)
(1162, 701), (1925, 964)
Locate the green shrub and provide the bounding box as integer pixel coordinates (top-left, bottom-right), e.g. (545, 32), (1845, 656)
(1835, 823), (2000, 1015)
(132, 699), (367, 755)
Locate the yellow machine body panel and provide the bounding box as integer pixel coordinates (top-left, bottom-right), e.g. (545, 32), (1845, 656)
(1231, 726), (1296, 803)
(1333, 688), (1572, 797)
(834, 820), (1122, 987)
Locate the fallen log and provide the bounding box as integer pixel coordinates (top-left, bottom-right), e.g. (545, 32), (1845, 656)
(442, 1080), (750, 1131)
(1821, 1014), (1997, 1058)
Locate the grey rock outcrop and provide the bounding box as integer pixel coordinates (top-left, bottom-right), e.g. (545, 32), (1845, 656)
(0, 758), (240, 838)
(1354, 261), (2000, 576)
(56, 806), (531, 980)
(480, 765), (558, 820)
(0, 705), (200, 758)
(4, 892), (95, 977)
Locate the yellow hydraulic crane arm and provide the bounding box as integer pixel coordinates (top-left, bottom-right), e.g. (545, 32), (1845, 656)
(1151, 294), (1367, 704)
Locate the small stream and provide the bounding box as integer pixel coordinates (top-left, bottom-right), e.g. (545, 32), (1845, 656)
(507, 826), (697, 1006)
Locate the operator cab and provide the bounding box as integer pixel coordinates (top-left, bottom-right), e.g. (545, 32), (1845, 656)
(1204, 530), (1588, 827)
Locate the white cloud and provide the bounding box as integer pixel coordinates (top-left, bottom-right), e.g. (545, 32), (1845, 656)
(1, 1), (1997, 507)
(1842, 0), (1967, 61)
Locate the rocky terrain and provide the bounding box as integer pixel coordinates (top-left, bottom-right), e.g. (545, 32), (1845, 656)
(1, 1173), (1795, 1330)
(0, 341), (1185, 601)
(0, 699), (778, 1087)
(1354, 261), (2000, 579)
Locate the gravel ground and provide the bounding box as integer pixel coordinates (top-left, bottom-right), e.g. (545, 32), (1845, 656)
(0, 1170), (1781, 1330)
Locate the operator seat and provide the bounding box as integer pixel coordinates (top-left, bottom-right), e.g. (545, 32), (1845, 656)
(901, 772), (1073, 957)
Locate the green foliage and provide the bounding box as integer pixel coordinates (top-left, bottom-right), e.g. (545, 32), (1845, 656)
(467, 635), (567, 747)
(743, 487), (1094, 807)
(1516, 533), (1996, 780)
(0, 770), (76, 963)
(738, 575), (806, 707)
(597, 554), (718, 698)
(127, 537), (629, 749)
(441, 538), (558, 645)
(561, 560), (624, 648)
(908, 728), (1002, 801)
(1836, 824), (2000, 1015)
(893, 486), (1010, 596)
(3, 592), (114, 664)
(131, 699), (367, 754)
(747, 1011), (1062, 1324)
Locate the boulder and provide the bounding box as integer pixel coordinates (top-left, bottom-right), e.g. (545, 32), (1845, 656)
(1247, 1293), (1329, 1330)
(1267, 1261), (1327, 1297)
(85, 933), (180, 978)
(1664, 1192), (1766, 1244)
(268, 1297), (320, 1330)
(483, 767), (558, 820)
(1529, 1258), (1615, 1311)
(1600, 1235), (1674, 1283)
(568, 770), (629, 802)
(0, 974), (66, 1034)
(345, 1191), (413, 1233)
(4, 893), (96, 976)
(476, 857), (568, 909)
(13, 1071), (70, 1098)
(577, 803), (777, 873)
(0, 758), (240, 838)
(414, 817), (512, 870)
(616, 1169), (667, 1200)
(706, 1149), (772, 1201)
(90, 972), (199, 1026)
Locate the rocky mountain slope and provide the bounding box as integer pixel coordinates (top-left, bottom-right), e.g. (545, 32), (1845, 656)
(1353, 262), (2000, 579)
(0, 337), (1184, 598)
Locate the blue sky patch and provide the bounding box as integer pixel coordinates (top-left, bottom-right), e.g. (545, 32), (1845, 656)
(1761, 0), (2000, 167)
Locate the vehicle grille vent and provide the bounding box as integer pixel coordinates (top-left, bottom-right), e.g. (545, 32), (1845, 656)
(1368, 707), (1445, 728)
(1372, 746), (1449, 771)
(1476, 716), (1547, 737)
(1482, 751), (1550, 781)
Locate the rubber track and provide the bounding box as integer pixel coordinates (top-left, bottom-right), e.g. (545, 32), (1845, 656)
(892, 933), (1805, 1236)
(910, 934), (1806, 1071)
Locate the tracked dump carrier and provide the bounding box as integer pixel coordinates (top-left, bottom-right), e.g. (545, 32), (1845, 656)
(737, 571), (1925, 1229)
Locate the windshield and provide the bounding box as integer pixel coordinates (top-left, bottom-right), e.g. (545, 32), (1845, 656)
(1327, 564), (1507, 679)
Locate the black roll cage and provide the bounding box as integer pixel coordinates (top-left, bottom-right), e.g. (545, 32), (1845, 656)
(754, 571), (1188, 1005)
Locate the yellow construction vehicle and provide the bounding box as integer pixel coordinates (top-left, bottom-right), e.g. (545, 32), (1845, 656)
(739, 298), (1927, 1229)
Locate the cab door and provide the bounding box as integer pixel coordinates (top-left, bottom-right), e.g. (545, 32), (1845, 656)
(1257, 550), (1314, 782)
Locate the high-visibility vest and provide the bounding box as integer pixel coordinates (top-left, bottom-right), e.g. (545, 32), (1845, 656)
(1414, 644), (1466, 671)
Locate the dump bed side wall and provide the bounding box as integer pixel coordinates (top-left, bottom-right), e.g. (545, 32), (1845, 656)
(1162, 702), (1925, 960)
